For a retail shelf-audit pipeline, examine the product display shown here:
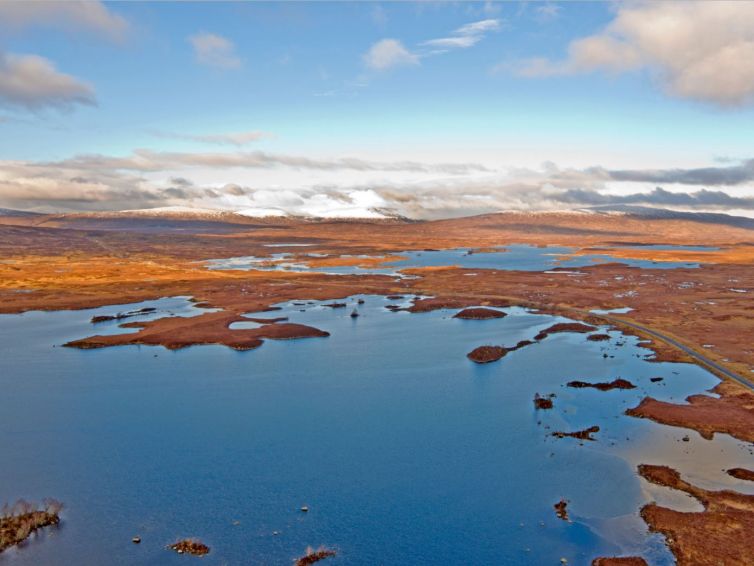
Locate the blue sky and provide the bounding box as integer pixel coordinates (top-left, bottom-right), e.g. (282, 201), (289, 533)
(1, 1), (754, 217)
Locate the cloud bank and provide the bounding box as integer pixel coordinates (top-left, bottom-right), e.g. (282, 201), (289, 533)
(2, 148), (753, 219)
(43, 149), (490, 175)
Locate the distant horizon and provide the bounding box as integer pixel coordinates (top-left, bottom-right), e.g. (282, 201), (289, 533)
(5, 202), (754, 224)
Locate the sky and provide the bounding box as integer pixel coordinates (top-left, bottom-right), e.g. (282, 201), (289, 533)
(1, 1), (754, 219)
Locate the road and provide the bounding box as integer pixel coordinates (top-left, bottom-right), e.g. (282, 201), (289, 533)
(591, 313), (754, 392)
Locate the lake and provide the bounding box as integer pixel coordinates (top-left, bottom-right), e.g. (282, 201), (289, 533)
(1, 295), (750, 565)
(204, 244), (703, 276)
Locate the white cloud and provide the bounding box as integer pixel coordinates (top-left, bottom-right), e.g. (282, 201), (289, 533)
(363, 39), (419, 71)
(0, 1), (128, 41)
(422, 36), (481, 50)
(0, 50), (96, 111)
(152, 130), (271, 147)
(367, 18), (501, 71)
(189, 32), (242, 70)
(456, 19), (501, 36)
(515, 1), (754, 106)
(3, 151), (754, 219)
(421, 18), (501, 53)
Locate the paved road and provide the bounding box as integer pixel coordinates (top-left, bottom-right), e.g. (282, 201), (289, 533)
(593, 313), (754, 392)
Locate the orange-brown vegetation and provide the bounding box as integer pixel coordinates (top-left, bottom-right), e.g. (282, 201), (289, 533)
(168, 539), (210, 556)
(467, 339), (535, 364)
(295, 546), (336, 565)
(534, 322), (596, 341)
(467, 345), (506, 364)
(406, 297), (512, 313)
(452, 307), (507, 319)
(626, 380), (754, 443)
(638, 464), (754, 566)
(64, 311), (329, 351)
(0, 499), (62, 553)
(554, 499), (569, 521)
(586, 333), (611, 341)
(727, 468), (754, 482)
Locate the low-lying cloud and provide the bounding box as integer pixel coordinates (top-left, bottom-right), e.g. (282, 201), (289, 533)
(607, 159), (754, 186)
(44, 149), (491, 175)
(2, 150), (754, 218)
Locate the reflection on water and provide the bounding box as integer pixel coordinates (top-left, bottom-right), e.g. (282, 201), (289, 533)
(0, 295), (746, 565)
(205, 244), (703, 276)
(591, 307), (634, 315)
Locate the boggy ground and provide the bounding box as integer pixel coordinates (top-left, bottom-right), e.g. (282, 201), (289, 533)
(2, 210), (754, 562)
(2, 212), (753, 440)
(638, 464), (754, 566)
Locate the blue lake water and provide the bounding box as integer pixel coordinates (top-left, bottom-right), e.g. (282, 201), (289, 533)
(204, 245), (702, 276)
(1, 296), (751, 565)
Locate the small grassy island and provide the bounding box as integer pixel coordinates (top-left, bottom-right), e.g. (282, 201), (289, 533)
(295, 546), (337, 565)
(0, 499), (62, 553)
(168, 538), (210, 556)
